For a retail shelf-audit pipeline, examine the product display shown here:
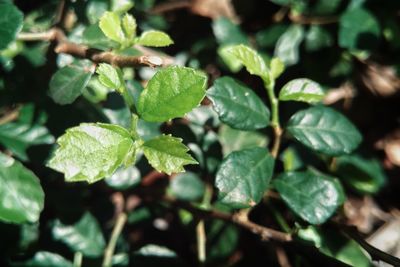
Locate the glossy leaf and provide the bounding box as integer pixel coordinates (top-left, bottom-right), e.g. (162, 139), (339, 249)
(52, 212), (105, 257)
(169, 172), (205, 201)
(279, 78), (325, 103)
(105, 166), (141, 190)
(215, 147), (274, 208)
(99, 11), (126, 44)
(96, 63), (121, 89)
(47, 123), (137, 183)
(143, 134), (197, 175)
(0, 2), (23, 50)
(274, 25), (304, 66)
(49, 61), (94, 105)
(136, 30), (173, 47)
(0, 153), (44, 224)
(137, 66), (207, 122)
(226, 45), (269, 81)
(274, 171), (345, 224)
(11, 251), (73, 267)
(287, 106), (362, 156)
(207, 77), (270, 130)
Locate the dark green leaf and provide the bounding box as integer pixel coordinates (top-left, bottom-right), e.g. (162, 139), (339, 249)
(274, 25), (304, 66)
(287, 106), (362, 156)
(169, 172), (205, 201)
(0, 3), (23, 50)
(11, 251), (73, 267)
(207, 77), (270, 130)
(52, 212), (105, 257)
(274, 171), (345, 224)
(256, 24), (288, 49)
(105, 166), (141, 190)
(305, 25), (333, 52)
(212, 17), (248, 45)
(0, 153), (44, 224)
(215, 147), (274, 208)
(279, 78), (325, 103)
(138, 66), (207, 122)
(207, 220), (239, 260)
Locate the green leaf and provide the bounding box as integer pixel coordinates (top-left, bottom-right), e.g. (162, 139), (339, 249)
(169, 172), (205, 201)
(136, 30), (174, 47)
(11, 251), (73, 267)
(279, 78), (325, 103)
(207, 220), (239, 260)
(99, 11), (126, 44)
(82, 24), (116, 50)
(287, 106), (362, 156)
(215, 147), (274, 208)
(270, 57), (285, 80)
(212, 17), (248, 45)
(96, 63), (121, 89)
(256, 24), (288, 49)
(336, 155), (387, 194)
(226, 45), (269, 81)
(219, 124), (268, 156)
(49, 61), (94, 105)
(47, 123), (137, 183)
(0, 3), (23, 50)
(305, 25), (333, 52)
(111, 0), (134, 13)
(0, 153), (44, 224)
(274, 171), (345, 224)
(207, 77), (270, 130)
(218, 45), (243, 73)
(105, 166), (141, 190)
(274, 25), (304, 66)
(86, 0), (108, 24)
(339, 8), (380, 50)
(137, 66), (207, 122)
(122, 13), (137, 41)
(52, 212), (105, 257)
(143, 134), (197, 175)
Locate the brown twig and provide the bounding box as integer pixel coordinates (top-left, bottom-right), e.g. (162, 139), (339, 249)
(288, 13), (338, 25)
(0, 107), (20, 125)
(151, 0), (191, 14)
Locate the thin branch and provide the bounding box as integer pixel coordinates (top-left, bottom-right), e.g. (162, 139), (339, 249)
(196, 220), (206, 264)
(276, 246), (292, 267)
(289, 13), (338, 25)
(102, 212), (128, 267)
(0, 107), (20, 125)
(151, 0), (191, 14)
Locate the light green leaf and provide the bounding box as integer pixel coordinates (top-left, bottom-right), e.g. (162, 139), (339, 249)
(287, 106), (362, 156)
(137, 66), (207, 122)
(82, 24), (116, 50)
(143, 134), (197, 175)
(274, 25), (304, 66)
(111, 0), (134, 13)
(336, 155), (387, 194)
(207, 77), (270, 130)
(274, 171), (345, 224)
(96, 63), (121, 89)
(212, 17), (248, 45)
(47, 123), (137, 183)
(270, 57), (285, 80)
(11, 251), (73, 267)
(0, 153), (44, 224)
(136, 30), (174, 47)
(279, 78), (325, 103)
(227, 44), (269, 81)
(0, 2), (23, 50)
(52, 212), (105, 257)
(169, 172), (205, 201)
(99, 11), (126, 44)
(218, 45), (243, 73)
(215, 147), (274, 208)
(49, 61), (94, 105)
(122, 13), (137, 40)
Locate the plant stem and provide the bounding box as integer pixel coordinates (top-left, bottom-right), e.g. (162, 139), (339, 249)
(265, 81), (283, 158)
(121, 85), (137, 115)
(196, 220), (206, 264)
(102, 212), (128, 267)
(73, 252), (83, 267)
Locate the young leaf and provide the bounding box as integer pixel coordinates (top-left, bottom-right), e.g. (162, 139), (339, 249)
(226, 45), (269, 81)
(0, 153), (44, 224)
(47, 123), (137, 183)
(270, 57), (285, 80)
(274, 171), (345, 224)
(49, 61), (94, 105)
(52, 212), (105, 257)
(279, 78), (325, 103)
(137, 66), (207, 122)
(215, 147), (274, 208)
(11, 251), (73, 267)
(287, 106), (362, 156)
(96, 63), (121, 89)
(207, 77), (270, 130)
(136, 30), (174, 47)
(142, 134), (197, 175)
(0, 2), (23, 50)
(122, 13), (137, 41)
(99, 11), (126, 44)
(274, 25), (304, 66)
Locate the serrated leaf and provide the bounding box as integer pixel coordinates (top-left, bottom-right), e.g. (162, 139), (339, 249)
(0, 153), (44, 224)
(137, 66), (207, 122)
(47, 123), (137, 183)
(274, 25), (304, 66)
(287, 106), (362, 156)
(169, 172), (205, 201)
(207, 77), (270, 130)
(143, 135), (197, 175)
(122, 13), (136, 40)
(99, 11), (126, 44)
(49, 61), (94, 105)
(279, 78), (325, 103)
(52, 212), (105, 257)
(274, 171), (345, 224)
(136, 30), (173, 47)
(227, 45), (269, 81)
(0, 2), (23, 50)
(96, 63), (121, 89)
(11, 251), (73, 267)
(215, 147), (274, 208)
